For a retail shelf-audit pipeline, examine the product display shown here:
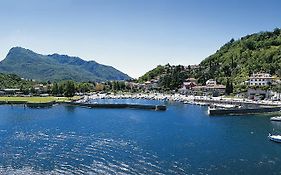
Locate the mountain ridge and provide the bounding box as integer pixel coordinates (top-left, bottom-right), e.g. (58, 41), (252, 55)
(0, 47), (131, 82)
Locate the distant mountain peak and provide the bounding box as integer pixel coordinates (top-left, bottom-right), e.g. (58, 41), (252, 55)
(0, 47), (131, 82)
(9, 46), (33, 53)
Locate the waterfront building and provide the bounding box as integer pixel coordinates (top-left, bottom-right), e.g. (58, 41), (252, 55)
(179, 79), (225, 96)
(144, 79), (159, 90)
(192, 84), (226, 97)
(249, 73), (273, 86)
(206, 79), (217, 86)
(247, 88), (270, 100)
(178, 78), (197, 94)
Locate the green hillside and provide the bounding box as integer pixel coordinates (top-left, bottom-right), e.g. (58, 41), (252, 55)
(0, 47), (131, 82)
(138, 65), (166, 82)
(0, 73), (35, 90)
(197, 28), (281, 85)
(138, 28), (281, 92)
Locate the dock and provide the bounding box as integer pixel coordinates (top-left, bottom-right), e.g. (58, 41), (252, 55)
(208, 106), (281, 115)
(66, 102), (167, 111)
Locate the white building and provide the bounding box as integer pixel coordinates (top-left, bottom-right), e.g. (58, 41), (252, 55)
(206, 79), (217, 86)
(249, 73), (273, 86)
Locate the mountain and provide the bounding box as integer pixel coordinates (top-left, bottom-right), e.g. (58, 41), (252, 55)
(0, 47), (131, 82)
(197, 28), (281, 86)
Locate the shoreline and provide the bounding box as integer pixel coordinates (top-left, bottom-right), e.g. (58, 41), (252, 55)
(80, 92), (281, 107)
(2, 93), (281, 107)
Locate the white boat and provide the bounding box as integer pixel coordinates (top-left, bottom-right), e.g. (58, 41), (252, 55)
(268, 134), (281, 143)
(270, 116), (281, 121)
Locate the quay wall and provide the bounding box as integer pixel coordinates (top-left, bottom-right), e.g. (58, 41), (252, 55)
(0, 100), (167, 111)
(194, 98), (279, 107)
(209, 106), (281, 115)
(66, 102), (167, 111)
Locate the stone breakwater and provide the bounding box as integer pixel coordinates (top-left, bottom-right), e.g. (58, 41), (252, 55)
(67, 102), (167, 111)
(208, 106), (281, 115)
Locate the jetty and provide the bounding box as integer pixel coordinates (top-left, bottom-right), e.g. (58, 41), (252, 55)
(208, 106), (281, 115)
(66, 102), (167, 111)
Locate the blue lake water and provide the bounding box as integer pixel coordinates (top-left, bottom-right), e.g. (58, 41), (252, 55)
(0, 100), (281, 174)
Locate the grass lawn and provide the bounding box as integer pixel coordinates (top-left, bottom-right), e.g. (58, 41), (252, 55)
(0, 96), (81, 103)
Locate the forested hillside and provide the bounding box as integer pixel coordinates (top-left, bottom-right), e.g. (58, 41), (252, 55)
(197, 28), (281, 85)
(0, 73), (35, 90)
(138, 28), (281, 91)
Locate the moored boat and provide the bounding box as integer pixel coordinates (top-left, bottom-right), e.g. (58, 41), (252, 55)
(270, 116), (281, 121)
(268, 134), (281, 143)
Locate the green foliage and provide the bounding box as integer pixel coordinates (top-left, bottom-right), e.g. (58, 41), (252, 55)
(138, 64), (188, 90)
(52, 82), (59, 96)
(0, 73), (35, 90)
(159, 65), (187, 90)
(76, 82), (94, 93)
(138, 65), (165, 82)
(198, 28), (281, 86)
(52, 81), (95, 97)
(64, 81), (76, 97)
(111, 81), (126, 91)
(225, 78), (233, 95)
(0, 47), (131, 82)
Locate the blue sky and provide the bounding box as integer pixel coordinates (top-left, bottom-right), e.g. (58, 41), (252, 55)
(0, 0), (281, 78)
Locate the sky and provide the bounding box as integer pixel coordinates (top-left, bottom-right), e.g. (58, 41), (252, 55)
(0, 0), (281, 78)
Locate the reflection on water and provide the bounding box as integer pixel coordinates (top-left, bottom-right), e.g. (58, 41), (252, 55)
(0, 101), (280, 174)
(64, 105), (76, 113)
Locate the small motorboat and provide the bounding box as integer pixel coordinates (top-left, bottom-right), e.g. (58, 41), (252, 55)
(268, 133), (281, 143)
(270, 116), (281, 121)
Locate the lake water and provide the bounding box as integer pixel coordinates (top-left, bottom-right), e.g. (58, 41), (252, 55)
(0, 100), (281, 174)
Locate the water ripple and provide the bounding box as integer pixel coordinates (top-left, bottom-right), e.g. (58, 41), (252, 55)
(0, 129), (188, 174)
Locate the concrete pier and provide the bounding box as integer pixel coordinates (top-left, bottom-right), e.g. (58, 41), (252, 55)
(67, 102), (167, 111)
(208, 106), (281, 115)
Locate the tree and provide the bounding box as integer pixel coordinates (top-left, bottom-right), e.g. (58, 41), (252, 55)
(58, 84), (64, 96)
(64, 81), (76, 97)
(225, 78), (233, 95)
(30, 87), (36, 94)
(52, 82), (59, 96)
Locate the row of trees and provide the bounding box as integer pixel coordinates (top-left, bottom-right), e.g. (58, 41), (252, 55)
(51, 80), (136, 97)
(52, 81), (76, 97)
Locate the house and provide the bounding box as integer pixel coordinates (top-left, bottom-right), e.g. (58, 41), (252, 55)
(247, 89), (270, 100)
(178, 78), (198, 94)
(144, 79), (159, 90)
(186, 78), (197, 84)
(33, 84), (49, 94)
(206, 79), (217, 86)
(249, 73), (273, 86)
(190, 79), (225, 97)
(192, 84), (226, 97)
(2, 89), (21, 95)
